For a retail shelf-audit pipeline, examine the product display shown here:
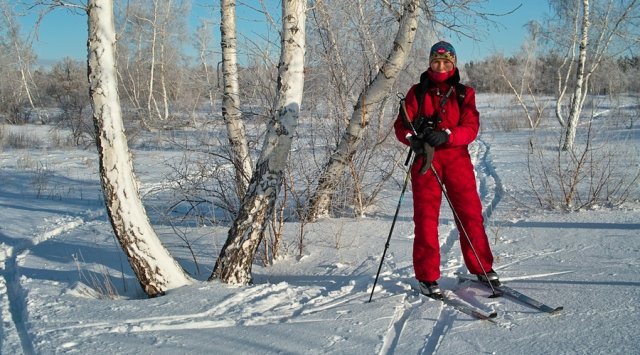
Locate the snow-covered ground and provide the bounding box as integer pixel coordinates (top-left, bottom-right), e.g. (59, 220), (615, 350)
(1, 95), (639, 354)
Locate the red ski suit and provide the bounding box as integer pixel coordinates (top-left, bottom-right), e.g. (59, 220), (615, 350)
(394, 69), (494, 282)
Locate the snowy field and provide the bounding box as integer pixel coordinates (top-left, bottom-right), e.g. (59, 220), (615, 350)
(1, 94), (639, 354)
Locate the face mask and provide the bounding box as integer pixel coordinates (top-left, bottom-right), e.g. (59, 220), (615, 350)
(428, 68), (455, 83)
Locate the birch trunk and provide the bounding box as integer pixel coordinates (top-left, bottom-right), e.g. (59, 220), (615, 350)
(210, 0), (306, 285)
(307, 0), (419, 221)
(196, 22), (215, 122)
(560, 0), (638, 150)
(87, 0), (192, 297)
(146, 1), (160, 121)
(159, 40), (169, 120)
(562, 0), (590, 151)
(157, 0), (173, 121)
(221, 0), (252, 198)
(312, 0), (352, 124)
(0, 3), (36, 109)
(356, 0), (381, 76)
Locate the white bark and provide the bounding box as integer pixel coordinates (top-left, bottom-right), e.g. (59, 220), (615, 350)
(195, 21), (214, 121)
(146, 1), (159, 121)
(312, 0), (352, 123)
(554, 40), (576, 128)
(563, 0), (590, 151)
(87, 0), (191, 297)
(159, 39), (169, 120)
(307, 0), (420, 221)
(211, 0), (306, 285)
(356, 0), (380, 77)
(131, 0), (175, 122)
(556, 0), (639, 151)
(0, 2), (36, 109)
(221, 0), (253, 198)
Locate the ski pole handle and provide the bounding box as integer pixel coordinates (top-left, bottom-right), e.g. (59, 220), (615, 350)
(399, 98), (418, 167)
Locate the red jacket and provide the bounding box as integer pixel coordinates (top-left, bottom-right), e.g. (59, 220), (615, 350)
(394, 69), (480, 149)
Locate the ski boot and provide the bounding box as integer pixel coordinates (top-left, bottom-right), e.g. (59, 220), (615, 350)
(476, 269), (501, 287)
(418, 280), (443, 300)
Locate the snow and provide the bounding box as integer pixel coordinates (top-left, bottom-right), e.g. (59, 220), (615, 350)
(1, 94), (639, 354)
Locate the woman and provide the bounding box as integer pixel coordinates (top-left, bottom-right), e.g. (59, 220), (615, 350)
(394, 41), (499, 299)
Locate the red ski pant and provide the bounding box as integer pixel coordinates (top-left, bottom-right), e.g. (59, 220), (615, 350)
(410, 146), (494, 282)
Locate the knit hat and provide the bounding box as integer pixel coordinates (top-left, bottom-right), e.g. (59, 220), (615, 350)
(429, 41), (456, 66)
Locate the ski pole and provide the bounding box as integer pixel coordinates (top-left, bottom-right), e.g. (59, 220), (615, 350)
(368, 149), (412, 303)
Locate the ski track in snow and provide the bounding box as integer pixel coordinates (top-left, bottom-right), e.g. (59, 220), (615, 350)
(0, 200), (385, 350)
(0, 133), (517, 354)
(420, 305), (455, 355)
(475, 139), (504, 221)
(377, 295), (413, 355)
(37, 278), (373, 340)
(1, 213), (89, 355)
(44, 282), (307, 335)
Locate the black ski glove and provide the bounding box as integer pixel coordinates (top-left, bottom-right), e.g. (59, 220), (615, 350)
(409, 135), (426, 155)
(424, 130), (449, 147)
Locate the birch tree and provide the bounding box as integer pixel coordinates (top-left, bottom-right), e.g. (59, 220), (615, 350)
(306, 0), (420, 221)
(210, 0), (306, 285)
(116, 0), (190, 124)
(86, 0), (192, 296)
(499, 22), (547, 129)
(557, 0), (590, 152)
(194, 20), (214, 124)
(0, 1), (37, 113)
(309, 0), (352, 126)
(221, 0), (252, 198)
(549, 0), (640, 151)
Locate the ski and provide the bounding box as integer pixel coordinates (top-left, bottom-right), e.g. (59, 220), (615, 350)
(457, 274), (563, 315)
(419, 290), (503, 325)
(441, 292), (499, 321)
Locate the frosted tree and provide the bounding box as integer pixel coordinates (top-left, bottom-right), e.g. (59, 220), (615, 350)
(306, 0), (420, 221)
(548, 0), (640, 151)
(497, 22), (547, 129)
(220, 0), (252, 198)
(115, 0), (190, 124)
(0, 1), (37, 112)
(210, 0), (306, 285)
(86, 0), (192, 296)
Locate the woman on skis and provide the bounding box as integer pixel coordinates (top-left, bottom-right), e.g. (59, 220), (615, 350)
(394, 41), (499, 299)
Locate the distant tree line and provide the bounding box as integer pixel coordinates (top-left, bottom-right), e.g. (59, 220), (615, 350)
(4, 51), (638, 125)
(464, 54), (640, 95)
(4, 51), (639, 130)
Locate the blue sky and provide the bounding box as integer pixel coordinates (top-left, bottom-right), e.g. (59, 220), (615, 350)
(452, 1), (549, 62)
(17, 1), (548, 67)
